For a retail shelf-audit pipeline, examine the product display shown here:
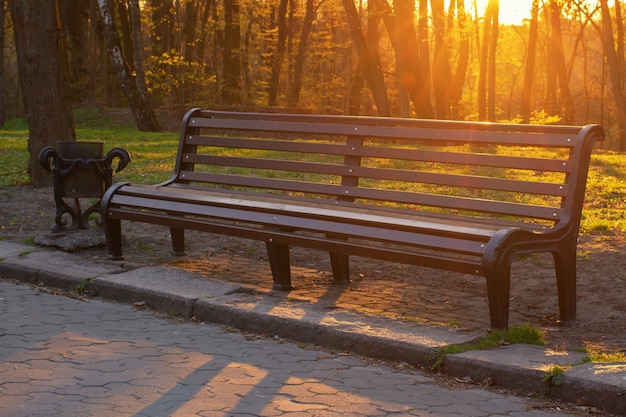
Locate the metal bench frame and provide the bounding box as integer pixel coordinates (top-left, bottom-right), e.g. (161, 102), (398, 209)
(101, 108), (604, 329)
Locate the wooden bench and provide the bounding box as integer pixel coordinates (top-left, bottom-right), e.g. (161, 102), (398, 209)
(101, 108), (604, 329)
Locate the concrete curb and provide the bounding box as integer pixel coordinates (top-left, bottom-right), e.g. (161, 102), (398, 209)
(1, 241), (624, 415)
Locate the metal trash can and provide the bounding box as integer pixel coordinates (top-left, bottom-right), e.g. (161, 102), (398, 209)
(38, 142), (131, 231)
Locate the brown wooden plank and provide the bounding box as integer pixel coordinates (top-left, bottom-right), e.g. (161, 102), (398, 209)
(188, 116), (579, 147)
(108, 195), (488, 255)
(114, 185), (502, 238)
(194, 109), (585, 136)
(174, 171), (563, 221)
(185, 135), (572, 173)
(122, 184), (511, 231)
(183, 154), (568, 196)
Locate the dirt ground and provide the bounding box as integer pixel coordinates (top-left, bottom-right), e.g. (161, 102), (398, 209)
(1, 186), (624, 357)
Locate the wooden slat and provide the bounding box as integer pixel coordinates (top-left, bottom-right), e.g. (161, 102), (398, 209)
(195, 109), (585, 136)
(349, 147), (571, 172)
(175, 171), (563, 221)
(188, 116), (578, 147)
(185, 135), (572, 173)
(184, 154), (568, 196)
(109, 194), (488, 255)
(114, 185), (501, 237)
(128, 183), (534, 231)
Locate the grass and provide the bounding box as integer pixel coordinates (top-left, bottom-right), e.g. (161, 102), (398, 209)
(430, 323), (546, 370)
(582, 152), (626, 233)
(588, 351), (626, 362)
(577, 348), (626, 363)
(0, 109), (178, 187)
(540, 348), (626, 386)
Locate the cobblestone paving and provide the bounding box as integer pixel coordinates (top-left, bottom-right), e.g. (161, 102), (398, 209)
(1, 280), (588, 417)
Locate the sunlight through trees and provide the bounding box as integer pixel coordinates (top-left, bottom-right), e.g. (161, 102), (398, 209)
(2, 0), (625, 150)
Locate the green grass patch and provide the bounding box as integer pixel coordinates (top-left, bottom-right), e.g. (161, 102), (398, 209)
(576, 347), (626, 363)
(588, 351), (626, 362)
(0, 109), (177, 188)
(0, 119), (30, 186)
(430, 323), (545, 370)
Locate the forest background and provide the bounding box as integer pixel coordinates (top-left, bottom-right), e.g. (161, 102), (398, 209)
(1, 0), (626, 186)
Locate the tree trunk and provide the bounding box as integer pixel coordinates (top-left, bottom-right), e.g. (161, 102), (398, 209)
(128, 0), (149, 103)
(96, 0), (161, 132)
(548, 0), (574, 123)
(521, 0), (539, 122)
(487, 0), (498, 121)
(268, 0), (289, 106)
(287, 0), (317, 108)
(0, 2), (5, 126)
(10, 0), (76, 187)
(430, 0), (452, 118)
(150, 0), (173, 57)
(222, 0), (241, 105)
(600, 0), (626, 151)
(117, 0), (134, 71)
(59, 0), (93, 105)
(448, 0), (469, 119)
(374, 0), (433, 117)
(341, 0), (390, 116)
(478, 2), (490, 120)
(416, 0), (433, 117)
(181, 0), (199, 62)
(478, 0), (498, 121)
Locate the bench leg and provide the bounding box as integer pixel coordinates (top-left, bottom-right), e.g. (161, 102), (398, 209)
(266, 242), (293, 290)
(329, 252), (351, 284)
(484, 264), (511, 330)
(104, 217), (124, 261)
(170, 227), (187, 256)
(552, 244), (577, 325)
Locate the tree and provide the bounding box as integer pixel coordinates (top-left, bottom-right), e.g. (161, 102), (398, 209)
(150, 0), (173, 57)
(447, 0), (469, 119)
(521, 0), (539, 122)
(373, 0), (433, 117)
(478, 0), (498, 121)
(431, 0), (452, 118)
(546, 0), (574, 123)
(0, 1), (5, 126)
(287, 0), (319, 108)
(430, 0), (469, 119)
(416, 0), (432, 117)
(268, 0), (289, 106)
(96, 0), (161, 132)
(129, 0), (149, 103)
(342, 0), (390, 116)
(222, 0), (242, 105)
(10, 0), (76, 187)
(599, 0), (626, 151)
(58, 0), (92, 105)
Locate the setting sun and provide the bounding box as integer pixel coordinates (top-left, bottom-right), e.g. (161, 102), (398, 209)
(473, 0), (533, 25)
(471, 0), (598, 26)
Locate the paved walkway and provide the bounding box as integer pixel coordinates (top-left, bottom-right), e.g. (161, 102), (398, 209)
(0, 280), (590, 417)
(0, 240), (624, 416)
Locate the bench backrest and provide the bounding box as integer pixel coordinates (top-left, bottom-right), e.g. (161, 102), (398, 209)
(168, 108), (603, 232)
